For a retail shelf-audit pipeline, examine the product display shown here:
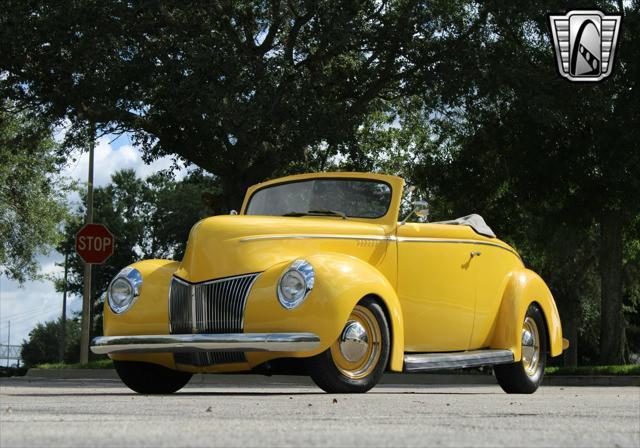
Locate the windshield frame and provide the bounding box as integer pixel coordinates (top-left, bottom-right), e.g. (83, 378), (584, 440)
(243, 177), (394, 219)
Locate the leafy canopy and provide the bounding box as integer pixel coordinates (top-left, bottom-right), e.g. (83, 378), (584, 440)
(20, 317), (81, 367)
(57, 169), (219, 305)
(0, 105), (69, 282)
(0, 0), (482, 206)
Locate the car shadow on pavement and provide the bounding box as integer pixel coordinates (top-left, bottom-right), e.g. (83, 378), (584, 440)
(5, 390), (502, 397)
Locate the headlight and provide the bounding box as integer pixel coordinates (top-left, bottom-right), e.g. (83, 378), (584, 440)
(108, 267), (142, 314)
(277, 259), (314, 309)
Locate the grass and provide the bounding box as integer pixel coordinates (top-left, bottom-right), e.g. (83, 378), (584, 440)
(545, 365), (640, 376)
(35, 359), (114, 370)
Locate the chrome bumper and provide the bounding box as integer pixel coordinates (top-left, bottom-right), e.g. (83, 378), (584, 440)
(90, 333), (321, 355)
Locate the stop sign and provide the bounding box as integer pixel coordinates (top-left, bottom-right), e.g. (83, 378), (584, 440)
(75, 223), (114, 264)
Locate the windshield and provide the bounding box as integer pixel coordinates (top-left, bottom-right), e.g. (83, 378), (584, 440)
(245, 178), (392, 219)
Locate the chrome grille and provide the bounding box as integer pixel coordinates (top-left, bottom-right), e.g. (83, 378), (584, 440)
(174, 351), (246, 367)
(169, 273), (259, 366)
(168, 278), (192, 334)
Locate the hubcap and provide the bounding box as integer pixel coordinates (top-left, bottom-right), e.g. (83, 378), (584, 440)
(330, 305), (381, 379)
(521, 316), (540, 376)
(339, 321), (369, 362)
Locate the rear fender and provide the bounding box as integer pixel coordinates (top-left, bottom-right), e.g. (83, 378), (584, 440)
(490, 269), (563, 359)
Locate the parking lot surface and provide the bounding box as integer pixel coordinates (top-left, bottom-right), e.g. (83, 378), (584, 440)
(1, 377), (638, 447)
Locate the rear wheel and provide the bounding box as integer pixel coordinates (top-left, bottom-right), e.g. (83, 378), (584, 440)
(495, 304), (547, 394)
(305, 297), (390, 393)
(114, 360), (192, 394)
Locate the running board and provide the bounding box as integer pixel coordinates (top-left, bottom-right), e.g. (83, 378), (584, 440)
(403, 349), (514, 372)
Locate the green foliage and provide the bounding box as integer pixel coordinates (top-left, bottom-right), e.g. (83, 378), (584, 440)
(0, 105), (69, 282)
(145, 171), (223, 258)
(36, 359), (113, 370)
(0, 0), (483, 207)
(20, 317), (81, 367)
(410, 1), (640, 365)
(545, 365), (640, 376)
(56, 169), (219, 329)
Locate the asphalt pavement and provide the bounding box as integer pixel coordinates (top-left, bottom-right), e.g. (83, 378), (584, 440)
(1, 377), (638, 447)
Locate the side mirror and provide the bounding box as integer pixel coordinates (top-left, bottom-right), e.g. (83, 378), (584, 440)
(400, 200), (429, 225)
(413, 200), (429, 219)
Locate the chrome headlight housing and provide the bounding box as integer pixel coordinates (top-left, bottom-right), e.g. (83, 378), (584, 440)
(277, 259), (314, 310)
(108, 267), (142, 314)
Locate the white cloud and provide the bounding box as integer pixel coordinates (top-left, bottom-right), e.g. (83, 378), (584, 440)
(0, 251), (82, 352)
(64, 135), (189, 187)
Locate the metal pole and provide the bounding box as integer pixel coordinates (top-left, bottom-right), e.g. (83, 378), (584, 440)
(80, 125), (95, 365)
(59, 251), (69, 362)
(7, 321), (10, 368)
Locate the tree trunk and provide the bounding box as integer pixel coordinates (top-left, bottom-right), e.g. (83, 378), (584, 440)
(563, 303), (579, 367)
(599, 211), (625, 364)
(219, 175), (251, 213)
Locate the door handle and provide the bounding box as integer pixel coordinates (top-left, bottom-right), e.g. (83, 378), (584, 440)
(470, 251), (482, 257)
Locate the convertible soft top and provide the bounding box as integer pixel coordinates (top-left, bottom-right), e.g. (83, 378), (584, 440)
(434, 214), (496, 238)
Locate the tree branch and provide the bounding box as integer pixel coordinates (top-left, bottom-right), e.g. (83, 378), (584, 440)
(285, 0), (316, 64)
(256, 0), (282, 55)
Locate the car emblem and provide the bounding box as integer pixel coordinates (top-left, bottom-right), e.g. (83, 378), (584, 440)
(548, 10), (622, 82)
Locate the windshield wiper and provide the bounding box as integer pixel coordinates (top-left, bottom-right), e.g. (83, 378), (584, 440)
(282, 209), (347, 219)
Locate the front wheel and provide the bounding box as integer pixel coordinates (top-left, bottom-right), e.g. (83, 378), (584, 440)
(114, 360), (192, 394)
(494, 304), (547, 394)
(305, 297), (390, 393)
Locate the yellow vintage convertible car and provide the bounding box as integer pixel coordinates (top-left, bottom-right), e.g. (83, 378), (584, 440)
(92, 172), (566, 394)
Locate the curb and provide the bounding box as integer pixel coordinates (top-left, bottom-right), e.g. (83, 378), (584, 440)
(23, 369), (640, 387)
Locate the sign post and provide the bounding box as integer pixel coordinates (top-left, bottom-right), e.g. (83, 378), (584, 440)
(79, 134), (94, 366)
(76, 222), (114, 364)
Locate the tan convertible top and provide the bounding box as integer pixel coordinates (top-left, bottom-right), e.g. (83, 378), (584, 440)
(433, 214), (496, 238)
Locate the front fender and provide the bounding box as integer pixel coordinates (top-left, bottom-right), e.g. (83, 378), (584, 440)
(105, 259), (179, 367)
(490, 269), (563, 360)
(103, 259), (179, 336)
(244, 253), (405, 371)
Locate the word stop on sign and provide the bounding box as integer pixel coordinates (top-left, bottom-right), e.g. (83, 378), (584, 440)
(75, 223), (114, 264)
(77, 235), (112, 252)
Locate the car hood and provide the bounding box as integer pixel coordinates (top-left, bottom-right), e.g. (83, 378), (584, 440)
(174, 215), (389, 282)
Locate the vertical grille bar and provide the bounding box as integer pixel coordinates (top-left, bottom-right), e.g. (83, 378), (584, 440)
(168, 278), (192, 334)
(169, 273), (259, 366)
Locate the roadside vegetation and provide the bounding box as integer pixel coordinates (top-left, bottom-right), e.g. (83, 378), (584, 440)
(35, 359), (113, 370)
(545, 365), (640, 376)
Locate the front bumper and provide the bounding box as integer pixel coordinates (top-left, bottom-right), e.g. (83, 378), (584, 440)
(90, 333), (321, 355)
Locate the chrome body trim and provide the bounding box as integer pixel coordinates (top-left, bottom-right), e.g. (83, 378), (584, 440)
(397, 237), (521, 260)
(403, 349), (514, 372)
(90, 332), (321, 355)
(239, 234), (394, 242)
(239, 234), (521, 260)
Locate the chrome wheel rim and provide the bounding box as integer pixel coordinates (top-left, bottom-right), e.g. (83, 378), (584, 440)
(521, 316), (540, 376)
(330, 305), (381, 379)
(339, 321), (369, 362)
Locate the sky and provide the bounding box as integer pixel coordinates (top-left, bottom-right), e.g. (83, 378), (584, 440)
(0, 134), (188, 363)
